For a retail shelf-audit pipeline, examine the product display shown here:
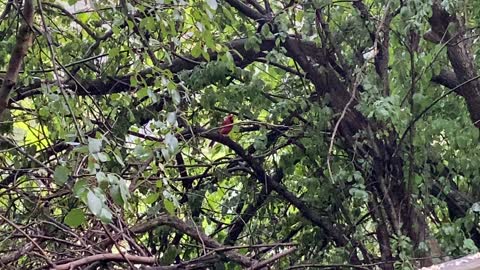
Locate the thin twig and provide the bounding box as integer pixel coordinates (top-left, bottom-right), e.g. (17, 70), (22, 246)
(250, 247), (297, 269)
(37, 0), (84, 144)
(101, 223), (136, 269)
(0, 214), (55, 267)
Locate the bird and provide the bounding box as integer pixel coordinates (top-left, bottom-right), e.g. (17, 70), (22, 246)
(209, 114), (234, 147)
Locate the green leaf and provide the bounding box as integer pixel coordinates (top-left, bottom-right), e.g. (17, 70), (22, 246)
(77, 13), (89, 24)
(130, 76), (138, 87)
(206, 0), (218, 10)
(349, 186), (369, 202)
(110, 175), (129, 206)
(260, 24), (271, 38)
(137, 88), (148, 99)
(113, 151), (125, 167)
(472, 202), (480, 213)
(245, 35), (261, 52)
(99, 207), (113, 223)
(463, 239), (478, 252)
(109, 47), (120, 58)
(202, 48), (211, 61)
(119, 178), (130, 203)
(64, 208), (86, 228)
(166, 112), (177, 126)
(73, 145), (89, 154)
(164, 198), (175, 215)
(160, 246), (179, 265)
(107, 173), (119, 184)
(73, 179), (88, 199)
(253, 130), (267, 151)
(110, 184), (123, 205)
(145, 193), (160, 204)
(53, 166), (69, 185)
(191, 43), (202, 58)
(96, 152), (110, 162)
(161, 148), (171, 160)
(38, 107), (49, 117)
(96, 172), (108, 188)
(87, 190), (103, 216)
(170, 89), (181, 105)
(164, 132), (178, 152)
(156, 180), (163, 189)
(88, 138), (102, 154)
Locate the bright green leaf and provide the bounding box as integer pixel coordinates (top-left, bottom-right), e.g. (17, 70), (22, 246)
(145, 193), (160, 204)
(164, 198), (175, 215)
(64, 208), (86, 228)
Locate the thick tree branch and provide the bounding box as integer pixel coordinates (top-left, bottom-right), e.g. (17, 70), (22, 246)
(187, 126), (351, 247)
(0, 0), (34, 115)
(54, 253), (155, 270)
(428, 0), (480, 127)
(0, 242), (37, 264)
(431, 69), (459, 90)
(131, 214), (256, 267)
(11, 38), (276, 101)
(224, 0), (264, 21)
(224, 184), (272, 245)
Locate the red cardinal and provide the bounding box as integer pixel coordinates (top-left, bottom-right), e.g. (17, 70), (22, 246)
(209, 114), (234, 147)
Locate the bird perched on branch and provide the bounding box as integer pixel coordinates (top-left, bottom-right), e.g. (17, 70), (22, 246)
(209, 114), (234, 147)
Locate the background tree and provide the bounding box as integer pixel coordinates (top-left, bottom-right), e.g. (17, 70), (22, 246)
(0, 0), (480, 269)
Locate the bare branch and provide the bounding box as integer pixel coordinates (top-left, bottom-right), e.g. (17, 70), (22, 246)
(0, 0), (34, 115)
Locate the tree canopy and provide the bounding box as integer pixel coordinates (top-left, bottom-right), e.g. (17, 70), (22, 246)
(1, 0), (480, 269)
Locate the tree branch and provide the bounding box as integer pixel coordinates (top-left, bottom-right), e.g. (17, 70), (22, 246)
(187, 126), (351, 247)
(130, 214), (256, 267)
(0, 0), (34, 115)
(11, 38), (276, 101)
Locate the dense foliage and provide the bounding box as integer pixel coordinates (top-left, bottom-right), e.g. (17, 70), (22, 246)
(1, 0), (480, 269)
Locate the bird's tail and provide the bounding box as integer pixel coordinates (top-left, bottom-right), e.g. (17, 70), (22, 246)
(208, 140), (215, 148)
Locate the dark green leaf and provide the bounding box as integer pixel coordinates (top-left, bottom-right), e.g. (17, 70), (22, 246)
(54, 166), (70, 185)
